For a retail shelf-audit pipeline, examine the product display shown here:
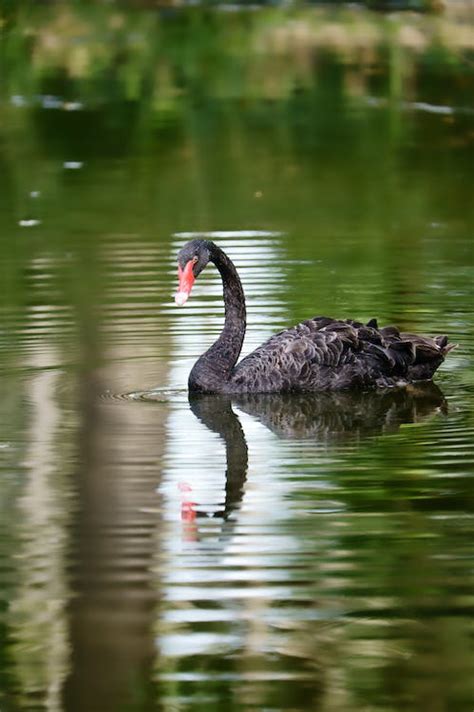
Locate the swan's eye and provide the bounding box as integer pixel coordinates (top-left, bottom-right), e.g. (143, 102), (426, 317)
(192, 256), (198, 264)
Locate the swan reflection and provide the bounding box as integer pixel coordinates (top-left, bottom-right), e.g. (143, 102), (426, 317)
(188, 383), (446, 523)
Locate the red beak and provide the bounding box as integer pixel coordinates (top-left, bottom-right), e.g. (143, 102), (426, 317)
(175, 260), (196, 306)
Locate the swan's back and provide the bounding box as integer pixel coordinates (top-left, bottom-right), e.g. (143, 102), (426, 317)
(229, 316), (454, 393)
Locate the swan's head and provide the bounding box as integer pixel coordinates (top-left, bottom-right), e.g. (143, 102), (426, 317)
(175, 240), (212, 306)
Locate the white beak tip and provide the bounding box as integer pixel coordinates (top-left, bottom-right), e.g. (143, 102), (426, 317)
(175, 291), (189, 306)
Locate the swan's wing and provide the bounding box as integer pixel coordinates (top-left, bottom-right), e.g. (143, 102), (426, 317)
(230, 317), (361, 391)
(230, 316), (451, 392)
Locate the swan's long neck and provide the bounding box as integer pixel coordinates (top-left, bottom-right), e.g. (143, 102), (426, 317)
(189, 245), (246, 393)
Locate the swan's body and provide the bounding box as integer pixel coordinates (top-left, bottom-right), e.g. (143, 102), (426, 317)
(175, 240), (454, 394)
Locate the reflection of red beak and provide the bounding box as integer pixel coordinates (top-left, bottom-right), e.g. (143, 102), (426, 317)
(175, 260), (196, 306)
(178, 482), (198, 542)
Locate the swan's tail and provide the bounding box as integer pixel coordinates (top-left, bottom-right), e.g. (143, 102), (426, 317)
(404, 333), (457, 381)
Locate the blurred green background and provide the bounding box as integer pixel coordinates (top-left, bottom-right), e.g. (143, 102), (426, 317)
(0, 2), (473, 711)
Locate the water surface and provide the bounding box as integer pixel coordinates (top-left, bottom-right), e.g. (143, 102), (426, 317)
(1, 18), (474, 711)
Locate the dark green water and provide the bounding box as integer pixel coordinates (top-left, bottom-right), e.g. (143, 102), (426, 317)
(1, 8), (474, 711)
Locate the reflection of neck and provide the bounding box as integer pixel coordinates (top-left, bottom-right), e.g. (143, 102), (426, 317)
(189, 395), (248, 520)
(189, 245), (246, 392)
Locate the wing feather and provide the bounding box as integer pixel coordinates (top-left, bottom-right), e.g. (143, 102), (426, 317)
(229, 315), (452, 392)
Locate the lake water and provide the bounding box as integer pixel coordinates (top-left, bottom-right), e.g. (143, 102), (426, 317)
(1, 13), (474, 710)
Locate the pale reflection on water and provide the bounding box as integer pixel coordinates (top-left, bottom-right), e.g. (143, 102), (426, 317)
(9, 347), (70, 712)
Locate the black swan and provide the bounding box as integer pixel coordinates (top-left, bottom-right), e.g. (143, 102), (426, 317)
(175, 239), (454, 394)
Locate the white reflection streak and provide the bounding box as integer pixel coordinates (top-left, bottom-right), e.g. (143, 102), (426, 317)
(9, 334), (70, 710)
(165, 234), (286, 523)
(158, 235), (291, 667)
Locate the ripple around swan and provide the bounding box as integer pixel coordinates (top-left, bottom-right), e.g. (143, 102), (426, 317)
(103, 388), (189, 403)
